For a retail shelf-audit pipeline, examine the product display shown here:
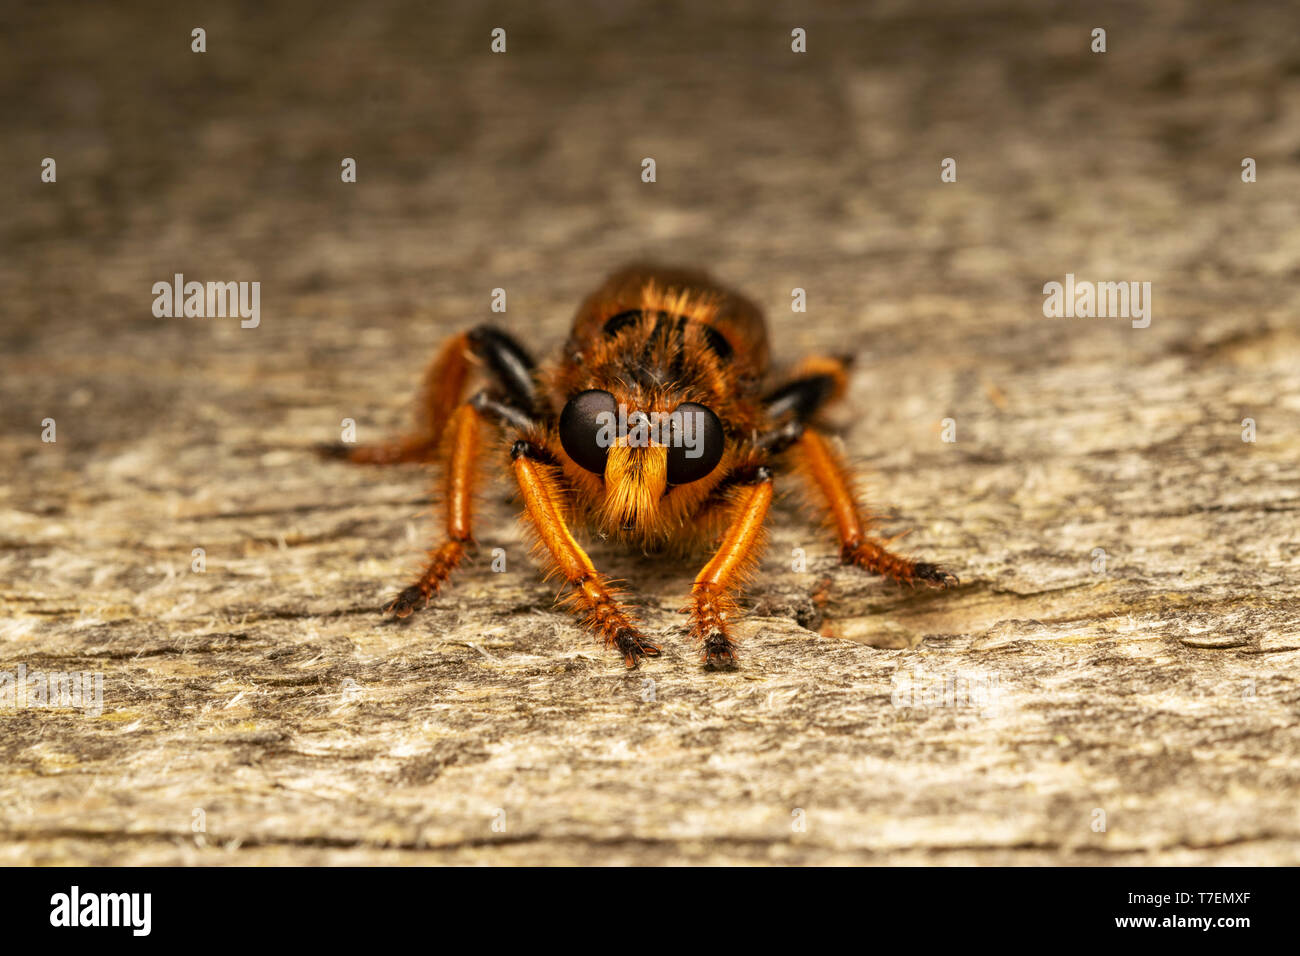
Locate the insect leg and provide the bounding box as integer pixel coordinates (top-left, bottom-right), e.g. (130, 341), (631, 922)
(795, 428), (958, 588)
(683, 467), (774, 667)
(763, 355), (852, 423)
(468, 390), (537, 433)
(383, 402), (483, 616)
(321, 325), (538, 464)
(464, 326), (539, 413)
(510, 440), (661, 668)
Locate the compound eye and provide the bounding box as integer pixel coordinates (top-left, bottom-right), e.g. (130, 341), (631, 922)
(666, 403), (725, 485)
(559, 389), (619, 474)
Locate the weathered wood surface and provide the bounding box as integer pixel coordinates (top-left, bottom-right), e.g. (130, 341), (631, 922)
(2, 1), (1298, 865)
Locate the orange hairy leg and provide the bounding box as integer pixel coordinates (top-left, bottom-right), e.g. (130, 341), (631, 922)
(795, 429), (958, 588)
(685, 470), (774, 667)
(510, 440), (661, 668)
(320, 331), (475, 464)
(384, 402), (483, 616)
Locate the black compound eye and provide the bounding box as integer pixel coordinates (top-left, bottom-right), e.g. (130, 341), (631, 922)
(666, 403), (725, 485)
(559, 389), (619, 474)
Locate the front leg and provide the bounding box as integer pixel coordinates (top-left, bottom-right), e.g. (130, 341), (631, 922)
(684, 468), (774, 668)
(511, 440), (661, 668)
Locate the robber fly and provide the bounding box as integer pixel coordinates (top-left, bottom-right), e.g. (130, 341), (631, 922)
(323, 265), (958, 668)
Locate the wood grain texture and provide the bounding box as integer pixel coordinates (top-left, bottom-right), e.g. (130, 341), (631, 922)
(1, 0), (1298, 865)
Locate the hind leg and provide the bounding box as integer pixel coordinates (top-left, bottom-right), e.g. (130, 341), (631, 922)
(320, 325), (538, 465)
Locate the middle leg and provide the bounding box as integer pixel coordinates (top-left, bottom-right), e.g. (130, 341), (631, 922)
(763, 355), (957, 587)
(384, 402), (484, 616)
(795, 428), (958, 588)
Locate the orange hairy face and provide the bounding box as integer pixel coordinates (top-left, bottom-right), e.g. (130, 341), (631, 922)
(553, 383), (732, 544)
(602, 438), (669, 532)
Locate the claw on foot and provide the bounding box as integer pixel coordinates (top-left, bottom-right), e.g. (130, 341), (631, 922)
(701, 632), (740, 670)
(913, 563), (960, 589)
(315, 441), (354, 461)
(614, 628), (661, 668)
(383, 585), (427, 618)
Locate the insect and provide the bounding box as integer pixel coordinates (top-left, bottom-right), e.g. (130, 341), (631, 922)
(323, 264), (958, 668)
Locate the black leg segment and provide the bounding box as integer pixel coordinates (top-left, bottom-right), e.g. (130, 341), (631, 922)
(467, 325), (540, 413)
